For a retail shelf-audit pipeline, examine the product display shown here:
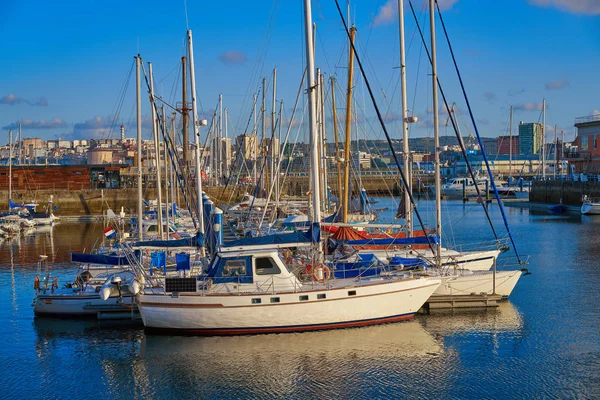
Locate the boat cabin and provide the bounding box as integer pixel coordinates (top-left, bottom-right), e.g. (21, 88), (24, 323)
(165, 250), (302, 294)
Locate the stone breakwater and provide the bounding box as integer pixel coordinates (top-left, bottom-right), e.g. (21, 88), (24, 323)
(0, 187), (242, 216)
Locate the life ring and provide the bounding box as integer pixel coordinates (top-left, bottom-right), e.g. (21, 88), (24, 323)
(312, 264), (331, 283)
(34, 275), (40, 290)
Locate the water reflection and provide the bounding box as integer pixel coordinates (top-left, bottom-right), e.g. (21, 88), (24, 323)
(139, 321), (445, 398)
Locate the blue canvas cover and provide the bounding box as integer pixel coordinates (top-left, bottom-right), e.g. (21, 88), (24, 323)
(205, 255), (253, 284)
(389, 256), (429, 269)
(70, 251), (140, 266)
(176, 253), (191, 271)
(223, 227), (314, 248)
(150, 251), (167, 275)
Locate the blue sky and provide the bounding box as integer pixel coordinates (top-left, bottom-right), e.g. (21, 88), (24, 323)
(1, 0), (599, 145)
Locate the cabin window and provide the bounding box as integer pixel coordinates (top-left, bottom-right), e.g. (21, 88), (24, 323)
(251, 298), (261, 304)
(317, 294), (326, 299)
(270, 297), (280, 303)
(147, 225), (157, 232)
(348, 290), (356, 296)
(222, 260), (247, 276)
(299, 295), (309, 301)
(255, 257), (281, 275)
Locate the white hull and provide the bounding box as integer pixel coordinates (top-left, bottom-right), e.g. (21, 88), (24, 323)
(581, 202), (600, 215)
(138, 277), (440, 334)
(431, 269), (522, 298)
(33, 291), (134, 316)
(366, 248), (500, 271)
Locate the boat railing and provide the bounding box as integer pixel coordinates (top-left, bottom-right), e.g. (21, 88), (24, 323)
(445, 237), (508, 253)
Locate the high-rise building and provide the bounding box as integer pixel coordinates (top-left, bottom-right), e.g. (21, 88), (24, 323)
(236, 134), (258, 160)
(518, 122), (543, 156)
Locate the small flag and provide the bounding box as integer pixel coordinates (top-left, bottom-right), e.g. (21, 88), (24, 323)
(104, 227), (116, 239)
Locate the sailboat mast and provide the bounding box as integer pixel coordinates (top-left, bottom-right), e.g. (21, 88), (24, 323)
(182, 57), (189, 171)
(136, 55), (143, 240)
(148, 62), (164, 239)
(429, 0), (442, 260)
(8, 130), (12, 204)
(542, 98), (546, 180)
(398, 0), (412, 235)
(509, 105), (513, 177)
(261, 77), (267, 194)
(331, 77), (343, 205)
(342, 26), (356, 223)
(554, 124), (557, 179)
(303, 0), (322, 253)
(187, 29), (205, 235)
(271, 68), (277, 201)
(162, 105), (170, 235)
(320, 72), (329, 214)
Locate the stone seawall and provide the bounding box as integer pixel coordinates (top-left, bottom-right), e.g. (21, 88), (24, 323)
(0, 187), (244, 216)
(530, 180), (600, 205)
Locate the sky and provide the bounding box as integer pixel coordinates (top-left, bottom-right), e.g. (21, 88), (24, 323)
(1, 0), (599, 146)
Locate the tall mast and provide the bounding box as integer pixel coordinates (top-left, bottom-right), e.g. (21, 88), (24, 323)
(187, 30), (205, 235)
(253, 93), (257, 186)
(542, 98), (546, 180)
(554, 124), (557, 179)
(18, 122), (22, 165)
(163, 105), (170, 234)
(171, 112), (177, 222)
(136, 55), (143, 240)
(303, 0), (322, 253)
(398, 0), (412, 235)
(342, 26), (356, 223)
(320, 72), (329, 213)
(271, 68), (277, 199)
(429, 0), (442, 262)
(218, 93), (223, 184)
(261, 77), (267, 194)
(331, 77), (343, 205)
(148, 62), (164, 239)
(181, 56), (189, 171)
(509, 105), (513, 177)
(8, 130), (12, 204)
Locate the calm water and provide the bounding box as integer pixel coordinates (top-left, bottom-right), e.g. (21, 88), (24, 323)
(1, 201), (599, 399)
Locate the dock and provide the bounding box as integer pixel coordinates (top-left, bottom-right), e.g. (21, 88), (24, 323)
(420, 293), (504, 312)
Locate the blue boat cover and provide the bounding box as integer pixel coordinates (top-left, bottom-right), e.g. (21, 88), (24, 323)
(205, 255), (253, 284)
(389, 256), (428, 268)
(176, 253), (190, 271)
(150, 251), (167, 275)
(223, 226), (316, 247)
(343, 235), (440, 246)
(70, 250), (140, 266)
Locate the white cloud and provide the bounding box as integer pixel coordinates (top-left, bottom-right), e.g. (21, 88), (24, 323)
(514, 102), (544, 111)
(219, 51), (248, 65)
(373, 0), (396, 27)
(372, 0), (458, 27)
(545, 78), (570, 89)
(527, 0), (600, 15)
(0, 93), (48, 106)
(2, 117), (66, 130)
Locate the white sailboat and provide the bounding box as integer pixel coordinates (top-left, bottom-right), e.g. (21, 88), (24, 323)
(136, 11), (440, 335)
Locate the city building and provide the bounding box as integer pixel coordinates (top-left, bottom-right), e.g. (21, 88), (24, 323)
(518, 122), (543, 156)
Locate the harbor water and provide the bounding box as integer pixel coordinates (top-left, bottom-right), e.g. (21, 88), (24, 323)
(1, 199), (599, 399)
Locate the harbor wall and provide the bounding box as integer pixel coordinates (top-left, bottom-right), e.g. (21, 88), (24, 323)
(0, 187), (243, 216)
(530, 180), (600, 205)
